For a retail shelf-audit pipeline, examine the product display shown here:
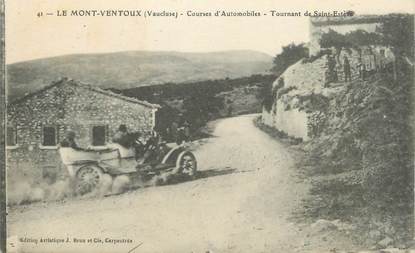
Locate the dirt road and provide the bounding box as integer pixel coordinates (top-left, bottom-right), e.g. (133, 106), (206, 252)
(7, 115), (356, 253)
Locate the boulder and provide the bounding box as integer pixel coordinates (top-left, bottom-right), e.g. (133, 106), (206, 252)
(311, 219), (337, 232)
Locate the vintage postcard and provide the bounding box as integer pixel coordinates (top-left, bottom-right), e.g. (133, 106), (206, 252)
(1, 0), (414, 252)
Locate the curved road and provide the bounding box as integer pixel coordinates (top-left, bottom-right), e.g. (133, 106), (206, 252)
(7, 115), (356, 253)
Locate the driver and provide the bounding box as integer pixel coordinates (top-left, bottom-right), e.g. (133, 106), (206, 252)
(139, 130), (160, 164)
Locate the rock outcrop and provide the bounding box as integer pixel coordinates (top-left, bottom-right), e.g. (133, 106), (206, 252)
(261, 45), (394, 141)
(262, 55), (329, 141)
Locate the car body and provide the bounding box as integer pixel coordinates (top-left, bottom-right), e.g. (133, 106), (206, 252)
(59, 142), (197, 195)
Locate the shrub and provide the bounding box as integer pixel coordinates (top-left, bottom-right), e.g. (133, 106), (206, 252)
(277, 86), (297, 99)
(271, 43), (308, 75)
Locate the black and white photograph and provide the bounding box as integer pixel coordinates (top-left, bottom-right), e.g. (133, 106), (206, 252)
(1, 0), (414, 252)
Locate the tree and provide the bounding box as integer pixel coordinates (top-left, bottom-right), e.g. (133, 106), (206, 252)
(378, 14), (414, 56)
(344, 30), (383, 47)
(260, 82), (274, 112)
(271, 43), (309, 75)
(318, 14), (414, 57)
(182, 88), (224, 129)
(319, 29), (349, 51)
(319, 29), (383, 51)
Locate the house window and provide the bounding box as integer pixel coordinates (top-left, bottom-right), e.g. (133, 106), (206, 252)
(42, 126), (58, 146)
(92, 125), (107, 146)
(6, 126), (17, 146)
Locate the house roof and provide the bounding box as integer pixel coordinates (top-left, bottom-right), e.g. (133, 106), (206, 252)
(310, 15), (383, 27)
(9, 78), (161, 109)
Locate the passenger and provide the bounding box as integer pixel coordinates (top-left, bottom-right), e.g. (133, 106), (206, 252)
(358, 59), (366, 81)
(140, 130), (160, 164)
(169, 120), (179, 143)
(112, 124), (132, 148)
(181, 120), (191, 143)
(327, 55), (338, 83)
(60, 131), (85, 151)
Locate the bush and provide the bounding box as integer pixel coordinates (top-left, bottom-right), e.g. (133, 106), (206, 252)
(261, 82), (274, 112)
(319, 14), (414, 57)
(271, 43), (308, 75)
(319, 29), (383, 50)
(302, 49), (331, 63)
(253, 116), (302, 144)
(277, 86), (296, 99)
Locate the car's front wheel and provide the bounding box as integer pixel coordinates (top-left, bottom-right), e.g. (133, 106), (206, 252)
(75, 164), (104, 195)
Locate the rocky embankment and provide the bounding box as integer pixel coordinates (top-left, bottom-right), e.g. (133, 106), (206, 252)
(262, 63), (413, 249)
(301, 71), (413, 248)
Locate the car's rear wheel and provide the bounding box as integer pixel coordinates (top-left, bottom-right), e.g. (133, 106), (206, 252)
(175, 152), (197, 178)
(75, 164), (104, 195)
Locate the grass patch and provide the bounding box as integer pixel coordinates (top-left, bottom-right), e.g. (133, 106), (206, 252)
(253, 116), (302, 145)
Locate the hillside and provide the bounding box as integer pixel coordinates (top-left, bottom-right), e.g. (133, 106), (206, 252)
(299, 71), (413, 247)
(260, 51), (413, 248)
(6, 50), (273, 101)
(110, 74), (276, 138)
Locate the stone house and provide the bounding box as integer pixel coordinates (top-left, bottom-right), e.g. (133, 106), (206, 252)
(6, 78), (160, 182)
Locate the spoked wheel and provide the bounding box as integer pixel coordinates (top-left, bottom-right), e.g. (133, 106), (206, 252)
(175, 152), (197, 179)
(75, 164), (103, 195)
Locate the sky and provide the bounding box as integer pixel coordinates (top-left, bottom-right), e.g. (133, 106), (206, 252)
(5, 0), (415, 64)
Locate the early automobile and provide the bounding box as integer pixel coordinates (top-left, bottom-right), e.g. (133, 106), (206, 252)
(59, 134), (197, 195)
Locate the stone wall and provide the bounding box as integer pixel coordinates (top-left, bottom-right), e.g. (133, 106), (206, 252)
(274, 100), (309, 140)
(6, 79), (157, 181)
